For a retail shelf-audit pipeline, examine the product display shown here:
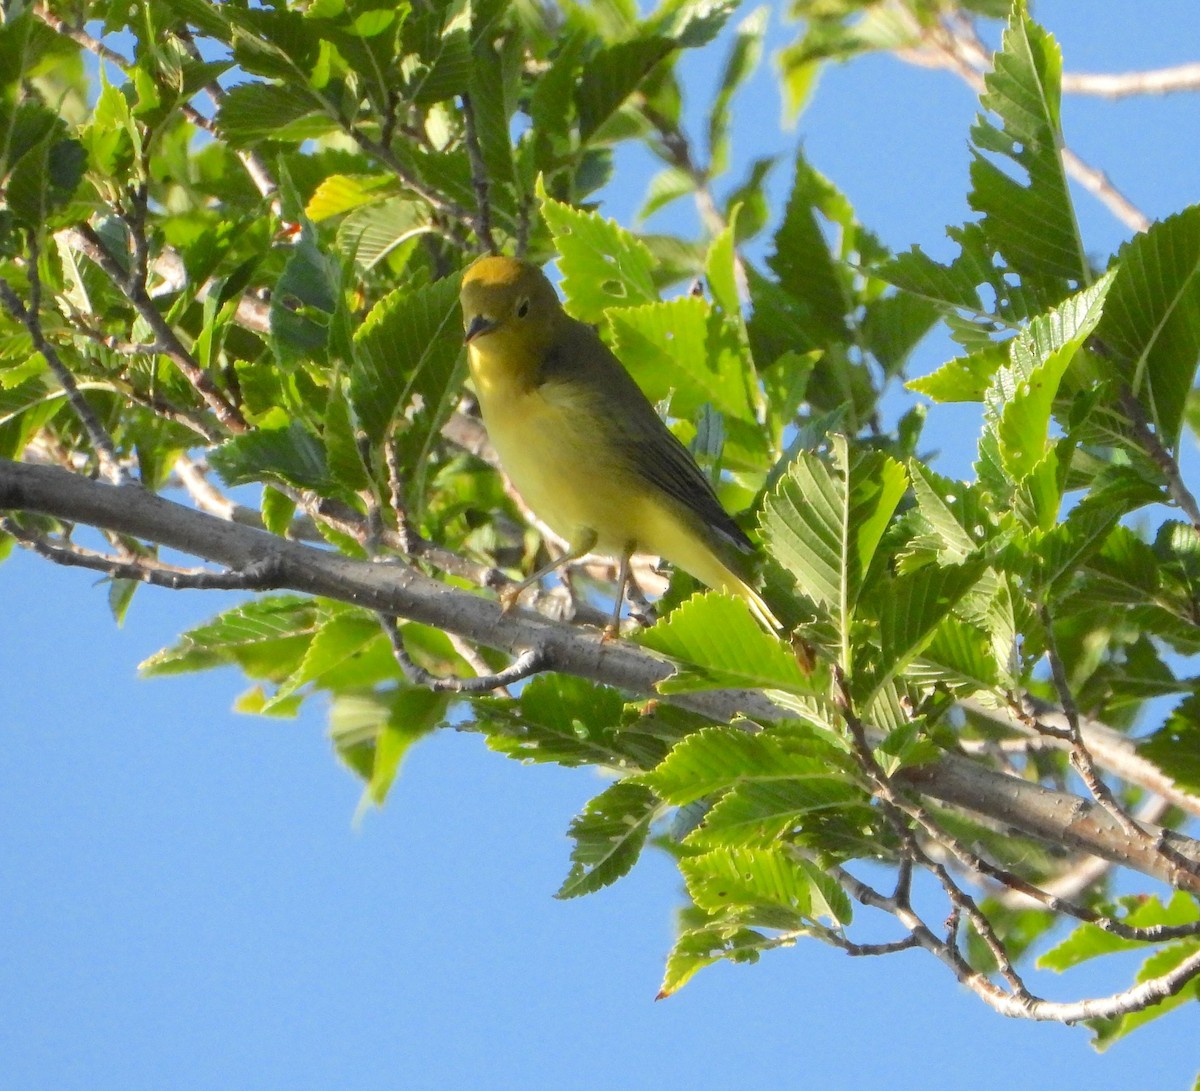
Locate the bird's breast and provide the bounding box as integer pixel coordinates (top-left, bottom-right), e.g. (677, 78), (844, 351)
(470, 363), (644, 550)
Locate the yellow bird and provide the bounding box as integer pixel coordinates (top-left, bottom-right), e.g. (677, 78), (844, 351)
(459, 255), (779, 633)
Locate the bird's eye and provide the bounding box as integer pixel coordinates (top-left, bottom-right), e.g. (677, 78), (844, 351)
(516, 298), (530, 318)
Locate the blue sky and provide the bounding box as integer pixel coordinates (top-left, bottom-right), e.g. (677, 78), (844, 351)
(4, 3), (1200, 1088)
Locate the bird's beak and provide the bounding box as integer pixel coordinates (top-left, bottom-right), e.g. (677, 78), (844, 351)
(464, 314), (499, 344)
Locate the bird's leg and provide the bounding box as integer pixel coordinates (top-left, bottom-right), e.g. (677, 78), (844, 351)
(603, 544), (636, 641)
(499, 529), (597, 614)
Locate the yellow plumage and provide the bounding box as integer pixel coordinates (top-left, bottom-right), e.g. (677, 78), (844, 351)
(460, 255), (778, 632)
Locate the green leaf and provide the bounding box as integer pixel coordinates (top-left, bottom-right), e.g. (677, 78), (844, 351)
(270, 227), (343, 364)
(908, 345), (1007, 404)
(407, 27), (473, 104)
(1094, 205), (1200, 448)
(576, 35), (674, 142)
(993, 275), (1112, 481)
(763, 436), (907, 637)
(634, 593), (815, 694)
(681, 845), (814, 918)
(329, 687), (448, 811)
(5, 132), (85, 225)
(261, 486), (297, 537)
(537, 179), (658, 322)
(1039, 892), (1200, 972)
(210, 421), (330, 490)
(765, 154), (850, 345)
(481, 674), (653, 769)
(215, 82), (333, 147)
(968, 2), (1086, 287)
(871, 561), (987, 697)
(608, 297), (753, 422)
(556, 781), (659, 898)
(323, 374), (369, 491)
(641, 724), (851, 808)
(305, 173), (393, 221)
(862, 292), (940, 378)
(690, 777), (864, 848)
(1088, 939), (1200, 1049)
(707, 7), (767, 174)
(908, 463), (986, 563)
(638, 165), (695, 221)
(658, 916), (768, 997)
(349, 273), (462, 446)
(910, 616), (999, 694)
(1140, 694), (1200, 797)
(336, 197), (431, 272)
(466, 10), (518, 187)
(139, 596), (319, 681)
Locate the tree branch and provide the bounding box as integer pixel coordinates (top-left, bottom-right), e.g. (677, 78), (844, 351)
(1062, 63), (1200, 98)
(5, 456), (1200, 895)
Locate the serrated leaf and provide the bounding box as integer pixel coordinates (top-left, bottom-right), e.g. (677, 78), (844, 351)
(968, 2), (1086, 287)
(907, 345), (1007, 403)
(992, 275), (1112, 481)
(1140, 695), (1200, 797)
(210, 421), (329, 490)
(872, 561), (987, 697)
(1039, 892), (1200, 972)
(215, 81), (333, 147)
(707, 7), (766, 174)
(608, 297), (752, 421)
(481, 674), (654, 769)
(635, 593), (814, 694)
(349, 274), (462, 445)
(336, 197), (431, 272)
(261, 485), (297, 537)
(329, 687), (448, 813)
(910, 616), (998, 693)
(691, 777), (863, 847)
(681, 846), (813, 918)
(908, 463), (985, 562)
(556, 781), (659, 898)
(638, 165), (695, 221)
(270, 228), (343, 364)
(305, 173), (392, 221)
(1095, 205), (1200, 448)
(765, 154), (850, 345)
(538, 180), (658, 321)
(763, 436), (907, 637)
(576, 35), (674, 141)
(642, 724), (851, 808)
(139, 596), (318, 681)
(658, 918), (767, 998)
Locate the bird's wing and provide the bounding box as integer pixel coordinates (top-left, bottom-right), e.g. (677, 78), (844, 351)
(538, 319), (755, 556)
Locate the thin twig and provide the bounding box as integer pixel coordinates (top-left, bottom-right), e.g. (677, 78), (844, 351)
(832, 666), (1026, 994)
(2, 518), (285, 590)
(1062, 63), (1200, 99)
(460, 93), (498, 255)
(379, 613), (546, 693)
(384, 435), (413, 556)
(67, 225), (248, 433)
(830, 861), (1200, 1023)
(0, 274), (127, 485)
(1119, 387), (1200, 534)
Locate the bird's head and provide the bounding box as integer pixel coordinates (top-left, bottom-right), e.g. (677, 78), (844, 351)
(460, 256), (562, 360)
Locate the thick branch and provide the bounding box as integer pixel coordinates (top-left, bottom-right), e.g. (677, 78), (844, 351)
(5, 456), (1200, 894)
